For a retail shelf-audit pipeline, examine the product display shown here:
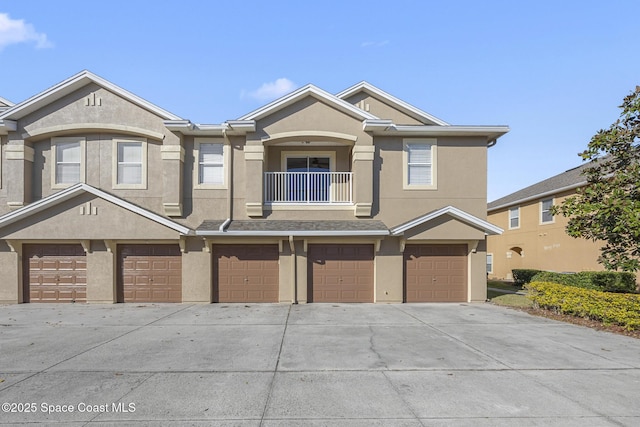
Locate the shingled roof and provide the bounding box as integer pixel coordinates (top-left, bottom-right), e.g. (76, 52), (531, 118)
(196, 219), (389, 236)
(488, 162), (592, 212)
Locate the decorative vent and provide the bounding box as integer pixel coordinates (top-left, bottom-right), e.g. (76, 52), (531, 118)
(79, 201), (98, 215)
(85, 93), (102, 107)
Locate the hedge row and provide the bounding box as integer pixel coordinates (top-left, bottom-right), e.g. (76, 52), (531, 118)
(530, 271), (637, 293)
(512, 269), (542, 286)
(526, 281), (640, 330)
(511, 269), (638, 293)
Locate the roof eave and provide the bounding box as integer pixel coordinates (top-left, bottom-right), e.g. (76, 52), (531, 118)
(377, 125), (509, 144)
(196, 230), (389, 237)
(0, 119), (17, 135)
(164, 120), (231, 136)
(336, 82), (451, 126)
(0, 183), (193, 235)
(390, 205), (503, 236)
(238, 84), (378, 122)
(488, 181), (587, 212)
(0, 96), (14, 107)
(0, 70), (183, 121)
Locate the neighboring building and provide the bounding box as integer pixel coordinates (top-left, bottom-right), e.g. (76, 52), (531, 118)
(0, 71), (508, 304)
(487, 163), (605, 280)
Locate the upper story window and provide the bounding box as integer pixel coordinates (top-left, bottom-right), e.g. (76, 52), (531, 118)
(403, 138), (437, 189)
(51, 136), (85, 188)
(194, 138), (226, 188)
(113, 137), (147, 189)
(509, 206), (520, 229)
(540, 198), (554, 224)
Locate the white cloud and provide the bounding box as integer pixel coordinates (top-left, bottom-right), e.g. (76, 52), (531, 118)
(0, 13), (53, 51)
(243, 78), (296, 101)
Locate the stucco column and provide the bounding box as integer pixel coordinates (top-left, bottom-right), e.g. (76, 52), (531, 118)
(375, 237), (403, 303)
(5, 137), (33, 210)
(244, 145), (264, 217)
(295, 240), (308, 303)
(352, 145), (375, 217)
(161, 135), (184, 217)
(0, 241), (22, 303)
(278, 240), (295, 303)
(86, 241), (117, 303)
(182, 238), (212, 303)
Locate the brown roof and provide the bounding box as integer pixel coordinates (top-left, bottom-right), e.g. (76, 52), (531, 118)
(488, 162), (592, 211)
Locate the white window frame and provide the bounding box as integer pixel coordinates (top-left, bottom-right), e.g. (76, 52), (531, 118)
(112, 137), (147, 189)
(51, 136), (86, 189)
(280, 151), (336, 172)
(540, 197), (554, 224)
(403, 138), (437, 190)
(194, 138), (227, 189)
(508, 206), (520, 229)
(486, 253), (494, 274)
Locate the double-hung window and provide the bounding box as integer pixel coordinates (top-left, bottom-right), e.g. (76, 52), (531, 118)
(113, 138), (147, 189)
(404, 139), (437, 189)
(541, 198), (554, 224)
(486, 253), (494, 274)
(509, 207), (520, 229)
(52, 137), (85, 188)
(194, 139), (225, 188)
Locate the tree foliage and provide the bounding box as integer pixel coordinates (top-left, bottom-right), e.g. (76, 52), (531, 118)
(553, 86), (640, 272)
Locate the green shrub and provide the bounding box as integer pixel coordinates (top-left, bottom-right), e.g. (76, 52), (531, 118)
(531, 271), (637, 293)
(589, 271), (637, 293)
(526, 281), (640, 330)
(512, 269), (542, 286)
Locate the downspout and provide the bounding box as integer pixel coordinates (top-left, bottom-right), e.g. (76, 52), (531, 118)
(224, 129), (233, 220)
(219, 218), (231, 232)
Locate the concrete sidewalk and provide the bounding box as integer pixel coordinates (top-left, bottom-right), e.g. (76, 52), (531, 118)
(1, 303), (639, 426)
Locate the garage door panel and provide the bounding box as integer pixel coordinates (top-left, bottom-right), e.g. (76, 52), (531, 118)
(24, 244), (87, 303)
(404, 244), (467, 303)
(214, 245), (279, 303)
(308, 244), (374, 303)
(119, 244), (182, 303)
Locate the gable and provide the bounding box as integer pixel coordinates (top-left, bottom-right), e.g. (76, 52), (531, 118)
(403, 215), (486, 240)
(239, 84), (376, 123)
(255, 96), (368, 139)
(0, 192), (185, 240)
(391, 205), (503, 238)
(342, 92), (423, 126)
(0, 70), (180, 122)
(336, 82), (449, 126)
(19, 83), (170, 141)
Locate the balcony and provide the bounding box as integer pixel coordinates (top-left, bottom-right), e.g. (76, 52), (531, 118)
(264, 172), (353, 205)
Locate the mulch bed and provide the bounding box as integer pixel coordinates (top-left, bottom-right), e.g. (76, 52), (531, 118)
(505, 305), (640, 339)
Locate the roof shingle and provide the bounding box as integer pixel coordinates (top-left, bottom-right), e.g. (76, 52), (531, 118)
(488, 162), (592, 211)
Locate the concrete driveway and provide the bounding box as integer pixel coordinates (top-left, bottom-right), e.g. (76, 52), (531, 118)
(1, 303), (639, 426)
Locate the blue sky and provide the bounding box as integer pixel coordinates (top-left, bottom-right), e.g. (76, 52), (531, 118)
(1, 0), (638, 201)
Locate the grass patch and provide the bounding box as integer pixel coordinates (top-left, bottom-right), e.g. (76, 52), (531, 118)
(491, 293), (533, 308)
(487, 280), (523, 292)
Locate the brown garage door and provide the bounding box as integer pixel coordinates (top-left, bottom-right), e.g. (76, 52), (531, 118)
(308, 244), (374, 303)
(23, 244), (87, 303)
(118, 244), (182, 303)
(404, 244), (467, 302)
(214, 245), (279, 303)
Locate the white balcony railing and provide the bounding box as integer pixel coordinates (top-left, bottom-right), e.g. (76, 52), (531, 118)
(264, 172), (353, 204)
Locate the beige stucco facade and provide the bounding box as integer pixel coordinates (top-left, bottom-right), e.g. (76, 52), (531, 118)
(0, 72), (507, 304)
(487, 189), (605, 280)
